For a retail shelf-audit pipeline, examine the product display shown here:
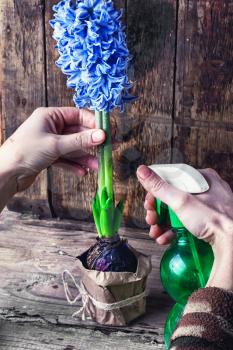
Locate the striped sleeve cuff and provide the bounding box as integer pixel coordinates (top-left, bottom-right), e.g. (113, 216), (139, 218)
(170, 287), (233, 350)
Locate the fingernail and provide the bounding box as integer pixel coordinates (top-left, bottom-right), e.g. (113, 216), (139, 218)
(92, 130), (105, 143)
(137, 165), (152, 180)
(156, 236), (163, 245)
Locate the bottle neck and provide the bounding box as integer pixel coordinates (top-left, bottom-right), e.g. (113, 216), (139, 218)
(172, 227), (190, 245)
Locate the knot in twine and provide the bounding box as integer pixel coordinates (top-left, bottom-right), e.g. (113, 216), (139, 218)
(62, 270), (147, 321)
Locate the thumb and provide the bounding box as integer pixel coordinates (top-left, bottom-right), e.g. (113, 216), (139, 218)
(57, 129), (105, 156)
(137, 165), (191, 214)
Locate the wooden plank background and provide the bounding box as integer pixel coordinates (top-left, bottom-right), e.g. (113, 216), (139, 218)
(0, 0), (233, 226)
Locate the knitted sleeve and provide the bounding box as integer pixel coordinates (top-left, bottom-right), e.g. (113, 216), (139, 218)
(169, 287), (233, 350)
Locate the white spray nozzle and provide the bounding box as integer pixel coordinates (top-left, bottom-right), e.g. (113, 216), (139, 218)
(149, 164), (209, 194)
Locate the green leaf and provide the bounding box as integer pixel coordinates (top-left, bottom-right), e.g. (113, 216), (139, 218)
(100, 208), (114, 238)
(95, 192), (101, 212)
(92, 199), (102, 238)
(113, 200), (124, 234)
(93, 196), (100, 216)
(105, 197), (114, 211)
(117, 200), (124, 213)
(101, 187), (108, 208)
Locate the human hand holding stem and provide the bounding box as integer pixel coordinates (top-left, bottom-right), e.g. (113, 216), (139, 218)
(0, 107), (106, 214)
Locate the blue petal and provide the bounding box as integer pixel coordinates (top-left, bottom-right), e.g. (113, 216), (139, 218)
(50, 0), (135, 111)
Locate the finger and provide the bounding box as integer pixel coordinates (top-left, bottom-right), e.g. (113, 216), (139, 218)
(156, 230), (176, 245)
(58, 154), (98, 171)
(73, 155), (98, 170)
(63, 150), (98, 170)
(146, 210), (157, 225)
(53, 160), (87, 177)
(63, 150), (95, 161)
(144, 192), (155, 210)
(62, 148), (94, 160)
(199, 168), (220, 187)
(63, 117), (117, 138)
(47, 107), (96, 129)
(137, 165), (192, 213)
(62, 125), (89, 135)
(146, 192), (155, 203)
(149, 224), (163, 239)
(57, 129), (105, 155)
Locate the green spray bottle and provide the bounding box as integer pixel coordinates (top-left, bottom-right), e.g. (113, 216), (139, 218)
(149, 164), (214, 349)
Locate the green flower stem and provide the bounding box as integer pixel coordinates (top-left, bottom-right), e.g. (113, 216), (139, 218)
(95, 111), (105, 195)
(94, 110), (117, 239)
(102, 111), (113, 198)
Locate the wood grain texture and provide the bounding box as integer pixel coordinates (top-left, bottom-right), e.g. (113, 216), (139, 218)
(0, 0), (51, 217)
(0, 209), (169, 349)
(0, 321), (165, 350)
(113, 0), (177, 226)
(173, 0), (233, 188)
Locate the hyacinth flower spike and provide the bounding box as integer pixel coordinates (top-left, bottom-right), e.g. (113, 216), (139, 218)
(51, 0), (135, 239)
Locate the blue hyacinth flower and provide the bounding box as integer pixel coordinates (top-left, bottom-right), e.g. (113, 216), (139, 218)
(50, 0), (135, 112)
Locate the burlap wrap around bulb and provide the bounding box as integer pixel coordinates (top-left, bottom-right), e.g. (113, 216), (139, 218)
(63, 245), (152, 326)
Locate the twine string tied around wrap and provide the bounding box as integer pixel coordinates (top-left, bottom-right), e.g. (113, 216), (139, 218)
(62, 269), (147, 321)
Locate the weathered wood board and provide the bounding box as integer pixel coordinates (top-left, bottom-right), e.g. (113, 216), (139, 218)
(0, 0), (51, 217)
(0, 209), (170, 349)
(173, 0), (233, 187)
(0, 321), (164, 350)
(114, 0), (176, 226)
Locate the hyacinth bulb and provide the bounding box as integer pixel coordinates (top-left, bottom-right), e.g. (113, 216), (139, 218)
(160, 230), (214, 304)
(85, 235), (137, 272)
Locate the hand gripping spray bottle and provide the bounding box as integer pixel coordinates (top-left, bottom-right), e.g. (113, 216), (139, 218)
(149, 164), (214, 350)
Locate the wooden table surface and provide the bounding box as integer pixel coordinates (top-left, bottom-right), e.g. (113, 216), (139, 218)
(0, 209), (172, 350)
